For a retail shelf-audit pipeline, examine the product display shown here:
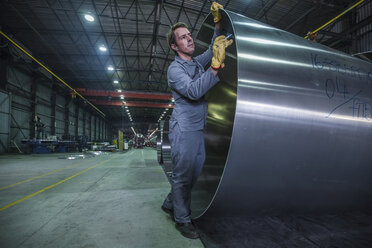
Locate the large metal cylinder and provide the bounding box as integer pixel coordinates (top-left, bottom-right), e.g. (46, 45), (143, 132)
(191, 9), (372, 219)
(156, 129), (163, 164)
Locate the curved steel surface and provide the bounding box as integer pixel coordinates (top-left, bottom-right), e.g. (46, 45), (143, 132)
(161, 116), (172, 164)
(191, 10), (372, 218)
(156, 129), (163, 164)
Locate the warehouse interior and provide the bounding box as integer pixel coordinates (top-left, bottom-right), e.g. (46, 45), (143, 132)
(0, 0), (372, 247)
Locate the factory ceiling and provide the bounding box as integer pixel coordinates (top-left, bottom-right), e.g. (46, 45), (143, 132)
(0, 0), (368, 131)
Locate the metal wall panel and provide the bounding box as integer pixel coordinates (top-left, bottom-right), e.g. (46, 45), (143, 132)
(36, 83), (51, 102)
(357, 1), (372, 52)
(11, 94), (31, 107)
(55, 109), (65, 138)
(0, 91), (10, 153)
(11, 107), (30, 144)
(7, 67), (31, 93)
(37, 104), (51, 136)
(56, 94), (65, 108)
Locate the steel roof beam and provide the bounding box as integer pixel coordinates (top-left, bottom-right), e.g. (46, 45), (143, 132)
(148, 0), (163, 86)
(45, 0), (102, 85)
(76, 88), (172, 100)
(90, 99), (174, 109)
(285, 5), (318, 31)
(112, 0), (133, 89)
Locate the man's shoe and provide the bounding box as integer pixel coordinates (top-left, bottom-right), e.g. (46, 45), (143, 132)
(175, 222), (200, 239)
(161, 206), (174, 218)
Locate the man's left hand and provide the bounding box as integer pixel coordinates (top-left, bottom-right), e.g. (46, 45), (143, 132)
(211, 35), (233, 70)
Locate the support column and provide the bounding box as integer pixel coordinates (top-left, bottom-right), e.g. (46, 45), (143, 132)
(350, 9), (358, 54)
(64, 94), (71, 139)
(0, 50), (8, 91)
(89, 113), (92, 141)
(103, 120), (105, 140)
(50, 83), (57, 136)
(98, 118), (101, 140)
(29, 74), (37, 139)
(75, 103), (79, 138)
(100, 119), (103, 140)
(94, 115), (97, 141)
(82, 108), (86, 137)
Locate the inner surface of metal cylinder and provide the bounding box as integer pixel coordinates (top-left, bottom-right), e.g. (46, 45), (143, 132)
(191, 12), (237, 218)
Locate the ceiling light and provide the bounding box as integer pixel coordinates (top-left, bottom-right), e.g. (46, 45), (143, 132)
(117, 89), (122, 92)
(99, 45), (107, 52)
(168, 103), (172, 106)
(84, 14), (95, 22)
(125, 106), (128, 109)
(107, 66), (114, 71)
(171, 98), (175, 102)
(113, 80), (118, 84)
(126, 109), (129, 112)
(120, 95), (124, 99)
(165, 108), (168, 110)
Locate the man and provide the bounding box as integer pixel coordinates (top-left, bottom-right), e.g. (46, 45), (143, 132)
(161, 2), (233, 239)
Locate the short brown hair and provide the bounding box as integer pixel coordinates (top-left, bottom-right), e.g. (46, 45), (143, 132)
(167, 22), (188, 54)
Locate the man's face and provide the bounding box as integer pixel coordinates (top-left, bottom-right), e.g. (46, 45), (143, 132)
(172, 27), (194, 56)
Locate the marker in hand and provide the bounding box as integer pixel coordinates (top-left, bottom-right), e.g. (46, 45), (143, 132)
(225, 34), (233, 40)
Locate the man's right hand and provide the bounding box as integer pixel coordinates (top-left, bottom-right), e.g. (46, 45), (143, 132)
(211, 1), (223, 23)
(211, 35), (233, 70)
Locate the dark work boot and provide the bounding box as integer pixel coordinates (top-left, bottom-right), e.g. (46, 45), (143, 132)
(161, 206), (174, 220)
(175, 222), (200, 239)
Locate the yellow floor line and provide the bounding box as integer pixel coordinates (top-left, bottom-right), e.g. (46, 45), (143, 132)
(0, 157), (96, 191)
(0, 155), (117, 212)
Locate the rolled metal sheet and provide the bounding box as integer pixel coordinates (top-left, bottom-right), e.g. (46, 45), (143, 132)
(161, 116), (172, 165)
(156, 129), (163, 164)
(191, 9), (372, 219)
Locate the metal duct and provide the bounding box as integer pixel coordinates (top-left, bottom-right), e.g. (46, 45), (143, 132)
(191, 9), (372, 219)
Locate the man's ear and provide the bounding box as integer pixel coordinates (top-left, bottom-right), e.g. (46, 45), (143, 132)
(171, 43), (178, 52)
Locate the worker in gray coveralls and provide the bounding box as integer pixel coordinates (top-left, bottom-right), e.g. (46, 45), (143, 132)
(161, 1), (233, 239)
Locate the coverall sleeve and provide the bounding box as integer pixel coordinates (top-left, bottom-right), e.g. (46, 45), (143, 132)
(194, 28), (220, 67)
(168, 65), (219, 101)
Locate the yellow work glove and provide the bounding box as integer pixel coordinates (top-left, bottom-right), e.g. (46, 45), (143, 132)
(211, 1), (223, 23)
(211, 35), (233, 70)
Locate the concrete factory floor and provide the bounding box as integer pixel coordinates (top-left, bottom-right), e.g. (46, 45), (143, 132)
(0, 148), (203, 248)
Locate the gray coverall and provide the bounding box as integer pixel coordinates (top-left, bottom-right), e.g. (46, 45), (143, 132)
(163, 28), (220, 223)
